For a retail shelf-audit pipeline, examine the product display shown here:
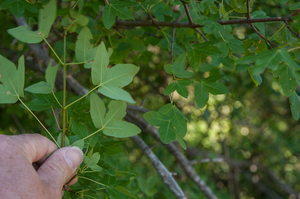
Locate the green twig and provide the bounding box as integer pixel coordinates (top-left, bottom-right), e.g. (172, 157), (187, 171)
(51, 107), (61, 131)
(43, 37), (64, 66)
(78, 176), (107, 187)
(64, 85), (101, 109)
(82, 127), (104, 140)
(18, 97), (60, 148)
(52, 91), (62, 107)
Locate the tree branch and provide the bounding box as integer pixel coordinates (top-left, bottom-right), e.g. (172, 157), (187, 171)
(284, 18), (300, 39)
(131, 135), (187, 199)
(125, 110), (218, 199)
(246, 0), (277, 47)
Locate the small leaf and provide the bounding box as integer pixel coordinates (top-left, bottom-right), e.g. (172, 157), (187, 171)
(84, 152), (100, 168)
(98, 86), (136, 104)
(92, 42), (109, 86)
(164, 82), (189, 98)
(102, 4), (116, 29)
(90, 93), (105, 129)
(143, 111), (170, 126)
(0, 55), (19, 104)
(45, 62), (58, 89)
(69, 9), (89, 26)
(176, 136), (187, 150)
(71, 139), (85, 149)
(273, 65), (297, 97)
(103, 121), (141, 138)
(24, 81), (52, 94)
(75, 26), (96, 63)
(7, 26), (43, 43)
(158, 122), (176, 144)
(202, 81), (229, 95)
(290, 92), (300, 120)
(103, 100), (127, 126)
(195, 82), (209, 108)
(38, 0), (56, 38)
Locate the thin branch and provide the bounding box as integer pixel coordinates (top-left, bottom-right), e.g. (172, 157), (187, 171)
(246, 0), (251, 20)
(171, 27), (176, 64)
(131, 135), (187, 199)
(116, 16), (294, 28)
(246, 0), (277, 47)
(190, 157), (224, 165)
(125, 110), (218, 199)
(147, 12), (161, 30)
(250, 23), (278, 47)
(95, 7), (104, 21)
(180, 1), (194, 25)
(284, 18), (300, 39)
(194, 28), (209, 41)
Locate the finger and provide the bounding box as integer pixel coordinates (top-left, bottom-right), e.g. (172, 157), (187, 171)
(37, 146), (83, 192)
(8, 134), (58, 163)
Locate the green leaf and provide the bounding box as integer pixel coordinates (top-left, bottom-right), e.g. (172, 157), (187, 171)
(22, 98), (51, 111)
(71, 121), (88, 139)
(103, 100), (127, 126)
(106, 186), (136, 199)
(188, 47), (202, 70)
(7, 26), (43, 43)
(159, 104), (187, 138)
(102, 4), (115, 29)
(290, 2), (300, 10)
(0, 55), (20, 104)
(143, 111), (170, 126)
(24, 81), (52, 94)
(248, 67), (262, 86)
(164, 82), (188, 98)
(10, 0), (24, 18)
(273, 65), (297, 97)
(103, 121), (141, 138)
(277, 0), (289, 3)
(202, 81), (229, 95)
(102, 64), (139, 87)
(176, 136), (187, 150)
(71, 139), (85, 149)
(57, 133), (70, 147)
(237, 48), (300, 75)
(194, 43), (223, 56)
(158, 121), (176, 144)
(290, 92), (300, 120)
(17, 55), (25, 98)
(98, 86), (136, 104)
(75, 26), (96, 63)
(195, 82), (209, 108)
(90, 92), (105, 129)
(69, 9), (89, 26)
(84, 152), (100, 168)
(92, 42), (109, 85)
(45, 62), (58, 90)
(38, 0), (56, 38)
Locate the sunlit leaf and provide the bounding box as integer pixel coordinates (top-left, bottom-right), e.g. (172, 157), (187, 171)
(38, 0), (56, 38)
(7, 26), (43, 43)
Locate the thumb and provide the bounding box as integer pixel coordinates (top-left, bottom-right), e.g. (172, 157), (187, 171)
(37, 146), (83, 192)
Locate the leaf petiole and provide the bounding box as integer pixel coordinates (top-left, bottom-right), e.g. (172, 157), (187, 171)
(18, 97), (60, 148)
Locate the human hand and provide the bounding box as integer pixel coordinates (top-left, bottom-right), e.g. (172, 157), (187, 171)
(0, 134), (83, 199)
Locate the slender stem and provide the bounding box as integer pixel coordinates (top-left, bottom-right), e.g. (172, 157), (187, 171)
(64, 85), (101, 109)
(51, 107), (61, 131)
(43, 37), (64, 66)
(78, 176), (107, 187)
(82, 127), (104, 140)
(62, 32), (67, 147)
(288, 46), (300, 52)
(52, 91), (62, 107)
(65, 61), (88, 66)
(18, 97), (60, 148)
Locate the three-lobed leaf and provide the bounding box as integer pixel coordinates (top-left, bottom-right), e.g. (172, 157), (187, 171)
(0, 55), (25, 104)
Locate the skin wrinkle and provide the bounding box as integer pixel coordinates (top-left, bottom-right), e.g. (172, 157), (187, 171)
(0, 134), (83, 199)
